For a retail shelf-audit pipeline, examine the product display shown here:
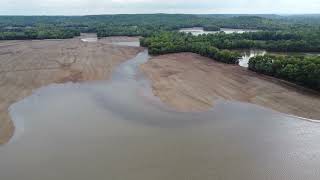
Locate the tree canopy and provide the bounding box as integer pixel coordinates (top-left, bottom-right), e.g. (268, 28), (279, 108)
(249, 55), (320, 90)
(1, 14), (319, 40)
(140, 31), (241, 64)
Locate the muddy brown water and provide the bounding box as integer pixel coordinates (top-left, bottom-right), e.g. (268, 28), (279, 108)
(1, 46), (320, 180)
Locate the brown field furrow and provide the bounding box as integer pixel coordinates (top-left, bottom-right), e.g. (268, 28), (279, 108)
(0, 35), (143, 144)
(141, 52), (320, 119)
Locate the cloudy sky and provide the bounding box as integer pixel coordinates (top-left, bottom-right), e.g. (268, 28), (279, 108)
(1, 0), (319, 15)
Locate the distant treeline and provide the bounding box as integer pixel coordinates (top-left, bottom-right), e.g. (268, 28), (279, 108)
(198, 29), (320, 52)
(0, 14), (284, 31)
(96, 25), (161, 37)
(2, 14), (316, 52)
(140, 29), (320, 55)
(94, 15), (281, 37)
(0, 14), (308, 40)
(249, 55), (320, 91)
(202, 25), (220, 31)
(0, 26), (80, 40)
(140, 32), (241, 64)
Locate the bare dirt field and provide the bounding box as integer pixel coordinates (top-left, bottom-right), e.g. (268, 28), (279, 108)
(141, 52), (320, 119)
(0, 35), (142, 144)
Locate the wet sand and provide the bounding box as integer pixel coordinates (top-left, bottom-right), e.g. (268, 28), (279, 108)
(141, 52), (320, 119)
(0, 35), (142, 144)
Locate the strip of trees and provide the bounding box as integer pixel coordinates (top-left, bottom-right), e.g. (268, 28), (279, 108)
(195, 28), (320, 52)
(249, 55), (320, 90)
(140, 31), (241, 64)
(203, 25), (220, 31)
(0, 14), (301, 40)
(0, 27), (80, 40)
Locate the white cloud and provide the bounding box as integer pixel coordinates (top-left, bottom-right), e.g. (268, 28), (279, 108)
(0, 0), (319, 15)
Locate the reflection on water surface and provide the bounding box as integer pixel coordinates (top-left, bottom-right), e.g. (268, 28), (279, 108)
(1, 48), (320, 180)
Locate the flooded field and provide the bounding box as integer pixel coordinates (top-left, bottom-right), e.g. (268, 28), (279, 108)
(1, 43), (320, 180)
(179, 27), (258, 35)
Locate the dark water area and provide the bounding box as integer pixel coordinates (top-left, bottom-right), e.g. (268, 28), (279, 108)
(1, 45), (320, 179)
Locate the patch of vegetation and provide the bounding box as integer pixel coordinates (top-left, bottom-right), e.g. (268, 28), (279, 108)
(249, 55), (320, 90)
(199, 29), (320, 52)
(140, 31), (241, 64)
(203, 25), (220, 31)
(0, 14), (311, 39)
(0, 26), (80, 40)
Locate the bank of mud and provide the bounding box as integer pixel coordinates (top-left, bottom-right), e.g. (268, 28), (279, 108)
(141, 52), (320, 120)
(0, 35), (143, 144)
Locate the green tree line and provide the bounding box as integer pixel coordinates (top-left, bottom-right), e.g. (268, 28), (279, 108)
(140, 31), (241, 64)
(193, 28), (320, 52)
(249, 55), (320, 90)
(1, 14), (313, 40)
(0, 27), (80, 40)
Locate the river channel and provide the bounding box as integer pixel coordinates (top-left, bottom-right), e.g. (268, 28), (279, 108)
(1, 41), (320, 180)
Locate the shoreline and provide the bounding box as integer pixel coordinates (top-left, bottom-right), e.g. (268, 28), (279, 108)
(2, 38), (320, 144)
(0, 35), (143, 144)
(140, 52), (320, 120)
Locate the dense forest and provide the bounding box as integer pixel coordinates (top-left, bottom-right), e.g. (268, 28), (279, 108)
(1, 14), (319, 52)
(0, 26), (80, 40)
(140, 32), (241, 64)
(0, 14), (316, 39)
(191, 29), (320, 52)
(249, 55), (320, 90)
(0, 14), (283, 30)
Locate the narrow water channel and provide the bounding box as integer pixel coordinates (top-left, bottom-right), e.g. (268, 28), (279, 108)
(1, 45), (320, 180)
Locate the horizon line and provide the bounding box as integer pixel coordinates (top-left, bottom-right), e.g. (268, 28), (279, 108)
(1, 13), (320, 16)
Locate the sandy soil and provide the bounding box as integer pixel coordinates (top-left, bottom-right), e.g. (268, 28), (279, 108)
(0, 35), (143, 144)
(141, 52), (320, 119)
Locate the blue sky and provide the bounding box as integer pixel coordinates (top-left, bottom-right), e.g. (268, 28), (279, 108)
(1, 0), (319, 15)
